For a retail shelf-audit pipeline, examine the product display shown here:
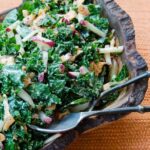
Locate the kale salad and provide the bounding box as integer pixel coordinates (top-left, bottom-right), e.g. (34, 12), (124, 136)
(0, 0), (128, 149)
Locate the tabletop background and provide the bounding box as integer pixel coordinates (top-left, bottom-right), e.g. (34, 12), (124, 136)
(0, 0), (150, 149)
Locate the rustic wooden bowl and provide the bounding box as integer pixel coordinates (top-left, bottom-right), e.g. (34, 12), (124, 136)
(0, 0), (148, 150)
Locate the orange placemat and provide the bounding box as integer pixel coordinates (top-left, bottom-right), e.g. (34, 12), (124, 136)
(0, 0), (150, 149)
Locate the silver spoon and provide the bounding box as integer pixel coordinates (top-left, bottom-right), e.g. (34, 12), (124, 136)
(29, 105), (150, 133)
(29, 71), (150, 133)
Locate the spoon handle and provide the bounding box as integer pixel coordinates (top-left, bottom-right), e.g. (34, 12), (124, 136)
(89, 71), (150, 111)
(82, 105), (150, 119)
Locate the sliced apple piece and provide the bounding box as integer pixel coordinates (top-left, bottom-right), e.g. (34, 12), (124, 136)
(99, 46), (124, 53)
(68, 71), (80, 78)
(79, 66), (89, 75)
(39, 112), (53, 124)
(63, 10), (77, 23)
(80, 20), (106, 37)
(32, 36), (55, 48)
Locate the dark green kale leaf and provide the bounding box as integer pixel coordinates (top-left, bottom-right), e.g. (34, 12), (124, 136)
(71, 73), (104, 99)
(18, 0), (34, 15)
(87, 4), (102, 15)
(100, 91), (120, 108)
(49, 79), (66, 95)
(101, 65), (129, 106)
(5, 134), (17, 150)
(0, 65), (25, 94)
(44, 25), (81, 55)
(48, 63), (67, 95)
(80, 42), (102, 67)
(115, 65), (128, 81)
(43, 28), (57, 41)
(16, 47), (45, 73)
(18, 0), (45, 19)
(86, 15), (109, 31)
(0, 101), (4, 120)
(48, 63), (65, 78)
(27, 83), (61, 105)
(3, 95), (47, 150)
(9, 96), (32, 124)
(5, 126), (45, 150)
(57, 25), (73, 41)
(0, 25), (20, 55)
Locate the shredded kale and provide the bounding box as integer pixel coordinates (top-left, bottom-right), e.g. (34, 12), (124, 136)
(27, 83), (61, 105)
(0, 65), (25, 94)
(115, 65), (128, 81)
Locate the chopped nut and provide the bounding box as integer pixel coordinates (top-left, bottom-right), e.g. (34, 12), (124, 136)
(58, 110), (69, 120)
(89, 62), (106, 76)
(46, 104), (56, 111)
(78, 5), (90, 16)
(28, 72), (35, 79)
(24, 125), (28, 132)
(0, 133), (5, 142)
(22, 66), (27, 72)
(3, 95), (15, 131)
(70, 24), (75, 31)
(23, 76), (32, 87)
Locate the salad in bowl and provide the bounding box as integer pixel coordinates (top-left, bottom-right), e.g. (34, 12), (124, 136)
(0, 0), (128, 149)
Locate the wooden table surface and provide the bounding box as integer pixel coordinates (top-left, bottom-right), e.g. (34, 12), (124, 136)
(0, 0), (150, 149)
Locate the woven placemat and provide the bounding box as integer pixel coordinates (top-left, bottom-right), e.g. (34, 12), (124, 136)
(66, 0), (150, 149)
(0, 0), (149, 149)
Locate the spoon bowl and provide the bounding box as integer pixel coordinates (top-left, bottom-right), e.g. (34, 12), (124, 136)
(29, 105), (150, 133)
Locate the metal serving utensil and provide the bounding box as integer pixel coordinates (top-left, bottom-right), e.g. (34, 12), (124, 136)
(29, 71), (150, 133)
(29, 105), (150, 133)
